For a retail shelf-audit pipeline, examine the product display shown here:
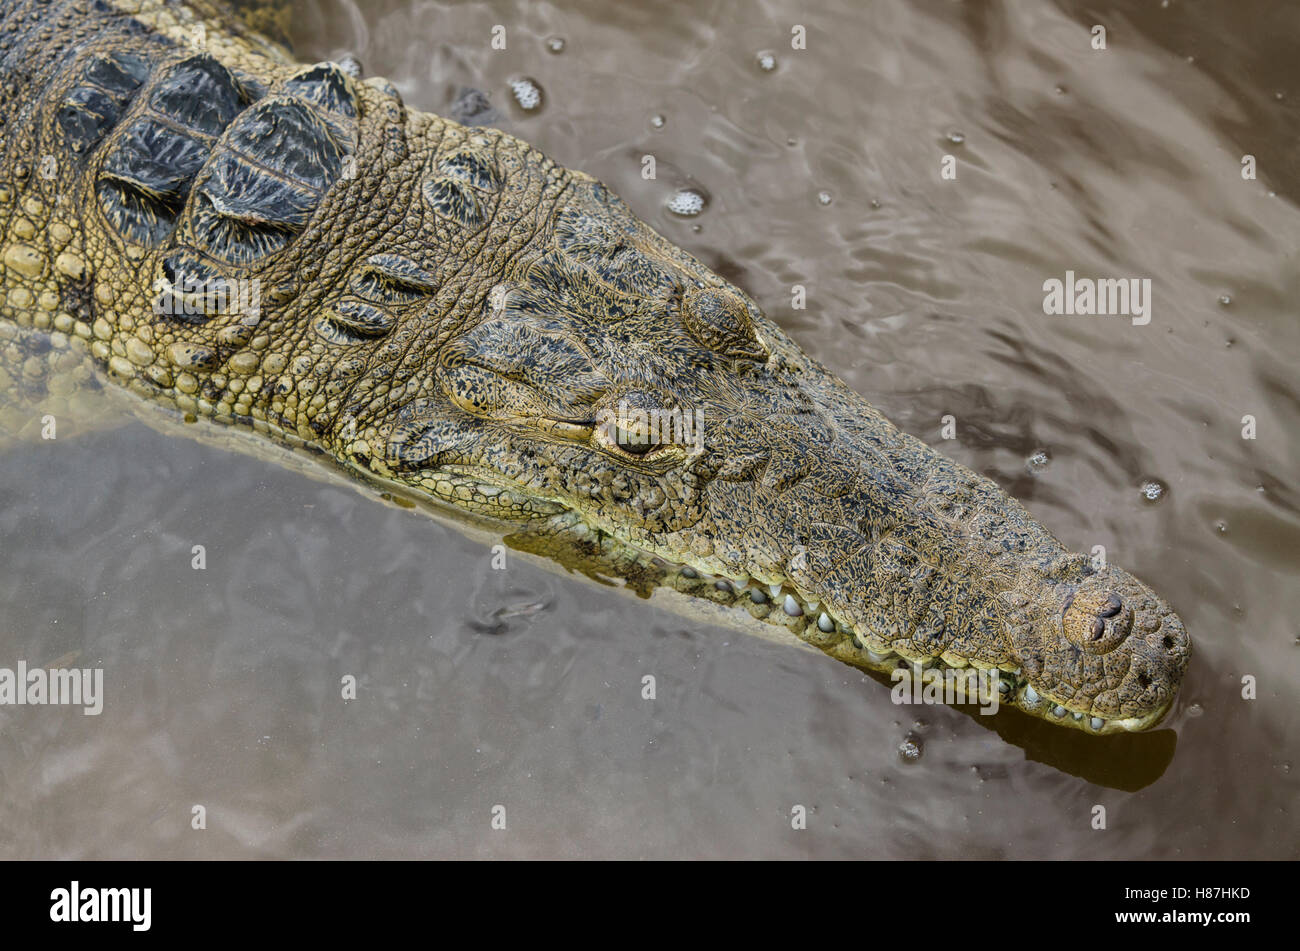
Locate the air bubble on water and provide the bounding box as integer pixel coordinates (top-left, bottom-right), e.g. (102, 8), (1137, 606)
(756, 50), (778, 72)
(947, 130), (965, 145)
(1186, 702), (1204, 717)
(546, 36), (566, 54)
(1026, 448), (1051, 473)
(817, 190), (832, 205)
(870, 198), (881, 209)
(1214, 520), (1227, 534)
(1139, 479), (1167, 503)
(337, 54), (363, 79)
(667, 188), (707, 216)
(1053, 84), (1068, 95)
(787, 136), (798, 147)
(509, 77), (544, 112)
(649, 113), (666, 130)
(898, 733), (923, 764)
(1218, 294), (1232, 306)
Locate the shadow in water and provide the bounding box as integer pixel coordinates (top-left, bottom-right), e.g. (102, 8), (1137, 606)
(861, 667), (1177, 791)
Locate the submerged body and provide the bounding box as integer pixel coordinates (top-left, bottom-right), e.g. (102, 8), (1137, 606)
(0, 0), (1189, 732)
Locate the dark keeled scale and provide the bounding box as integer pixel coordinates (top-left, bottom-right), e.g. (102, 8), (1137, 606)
(56, 49), (359, 302)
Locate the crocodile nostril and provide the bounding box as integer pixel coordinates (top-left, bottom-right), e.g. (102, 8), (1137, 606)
(1098, 593), (1123, 618)
(1090, 616), (1106, 640)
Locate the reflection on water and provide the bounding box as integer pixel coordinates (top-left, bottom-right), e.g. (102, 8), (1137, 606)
(1, 0), (1297, 858)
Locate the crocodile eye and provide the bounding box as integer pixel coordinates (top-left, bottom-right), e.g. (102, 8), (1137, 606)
(615, 425), (656, 455)
(593, 390), (672, 458)
(597, 407), (658, 456)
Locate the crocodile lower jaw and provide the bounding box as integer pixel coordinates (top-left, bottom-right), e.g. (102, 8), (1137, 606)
(654, 560), (1170, 735)
(371, 468), (1169, 735)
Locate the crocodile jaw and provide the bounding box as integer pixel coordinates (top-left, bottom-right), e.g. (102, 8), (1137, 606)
(364, 450), (1189, 735)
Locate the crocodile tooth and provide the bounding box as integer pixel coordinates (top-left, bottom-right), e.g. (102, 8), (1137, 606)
(1023, 685), (1040, 704)
(1090, 717), (1104, 730)
(748, 588), (767, 604)
(783, 594), (802, 617)
(867, 650), (888, 663)
(1072, 711), (1084, 721)
(768, 584), (782, 598)
(1052, 705), (1066, 718)
(816, 612), (834, 633)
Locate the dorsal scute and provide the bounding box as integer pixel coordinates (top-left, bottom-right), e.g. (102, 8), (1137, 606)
(147, 53), (246, 136)
(283, 62), (358, 120)
(229, 97), (348, 188)
(102, 118), (210, 200)
(56, 49), (151, 154)
(94, 53), (251, 249)
(84, 50), (151, 99)
(187, 95), (354, 265)
(88, 51), (360, 261)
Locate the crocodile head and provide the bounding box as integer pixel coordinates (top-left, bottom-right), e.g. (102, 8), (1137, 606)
(340, 141), (1189, 734)
(0, 8), (1186, 737)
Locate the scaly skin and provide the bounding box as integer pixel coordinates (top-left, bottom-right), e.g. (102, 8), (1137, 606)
(0, 0), (1190, 733)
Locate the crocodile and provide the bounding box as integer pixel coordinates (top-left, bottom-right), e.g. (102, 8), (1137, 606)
(0, 0), (1190, 734)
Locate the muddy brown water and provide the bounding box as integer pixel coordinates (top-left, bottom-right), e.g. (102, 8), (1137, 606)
(1, 0), (1296, 858)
